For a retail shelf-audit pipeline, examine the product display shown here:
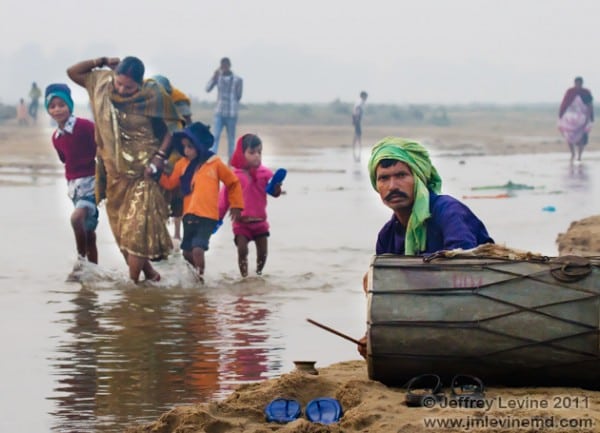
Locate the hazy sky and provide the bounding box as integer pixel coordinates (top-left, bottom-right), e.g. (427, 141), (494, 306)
(2, 0), (600, 105)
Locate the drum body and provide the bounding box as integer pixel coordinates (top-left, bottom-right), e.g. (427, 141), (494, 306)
(366, 255), (600, 387)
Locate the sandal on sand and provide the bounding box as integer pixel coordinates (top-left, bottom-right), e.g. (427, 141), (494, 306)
(265, 398), (301, 423)
(305, 397), (343, 424)
(405, 374), (445, 407)
(266, 168), (287, 196)
(450, 374), (485, 406)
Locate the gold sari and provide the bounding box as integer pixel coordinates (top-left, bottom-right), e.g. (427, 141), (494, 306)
(85, 70), (181, 260)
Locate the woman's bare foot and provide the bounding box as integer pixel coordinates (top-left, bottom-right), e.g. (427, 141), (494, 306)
(144, 270), (161, 282)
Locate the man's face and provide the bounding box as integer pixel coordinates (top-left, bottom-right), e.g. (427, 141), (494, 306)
(220, 60), (231, 74)
(376, 161), (415, 213)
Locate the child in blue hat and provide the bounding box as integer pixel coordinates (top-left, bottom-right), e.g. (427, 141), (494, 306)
(45, 83), (99, 281)
(160, 121), (244, 283)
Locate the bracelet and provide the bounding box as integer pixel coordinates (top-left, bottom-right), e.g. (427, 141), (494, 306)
(156, 149), (168, 158)
(94, 57), (107, 68)
(153, 152), (166, 161)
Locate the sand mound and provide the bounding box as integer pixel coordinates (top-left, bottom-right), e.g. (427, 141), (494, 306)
(126, 359), (600, 433)
(556, 215), (600, 256)
(125, 361), (397, 433)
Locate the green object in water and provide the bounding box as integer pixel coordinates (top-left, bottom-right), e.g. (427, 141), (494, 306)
(471, 180), (535, 191)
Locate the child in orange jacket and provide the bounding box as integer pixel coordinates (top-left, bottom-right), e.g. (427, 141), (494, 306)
(160, 122), (243, 282)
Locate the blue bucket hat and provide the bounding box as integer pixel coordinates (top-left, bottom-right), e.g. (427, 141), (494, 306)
(171, 121), (214, 156)
(45, 83), (74, 113)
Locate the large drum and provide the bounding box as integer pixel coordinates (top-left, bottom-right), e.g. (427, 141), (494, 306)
(366, 254), (600, 388)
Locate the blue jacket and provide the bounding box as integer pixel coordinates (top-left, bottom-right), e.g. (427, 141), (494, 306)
(376, 193), (494, 255)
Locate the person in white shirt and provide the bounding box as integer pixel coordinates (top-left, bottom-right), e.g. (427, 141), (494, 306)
(205, 57), (243, 162)
(352, 90), (368, 162)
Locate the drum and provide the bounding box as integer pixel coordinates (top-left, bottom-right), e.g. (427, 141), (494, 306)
(366, 254), (600, 387)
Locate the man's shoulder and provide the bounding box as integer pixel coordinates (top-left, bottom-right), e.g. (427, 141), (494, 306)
(429, 194), (470, 216)
(430, 193), (462, 207)
(378, 214), (397, 234)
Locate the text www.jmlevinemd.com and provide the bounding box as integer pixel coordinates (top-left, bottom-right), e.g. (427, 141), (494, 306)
(423, 415), (594, 431)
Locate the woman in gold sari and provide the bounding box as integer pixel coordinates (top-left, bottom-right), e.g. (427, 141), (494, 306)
(67, 56), (183, 282)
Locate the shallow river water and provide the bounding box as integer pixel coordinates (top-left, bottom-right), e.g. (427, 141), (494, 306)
(0, 144), (598, 432)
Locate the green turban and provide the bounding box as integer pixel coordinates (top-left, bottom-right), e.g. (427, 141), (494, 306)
(368, 137), (442, 255)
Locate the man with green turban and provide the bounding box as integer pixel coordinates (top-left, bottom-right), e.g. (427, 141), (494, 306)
(368, 136), (493, 256)
(357, 137), (494, 358)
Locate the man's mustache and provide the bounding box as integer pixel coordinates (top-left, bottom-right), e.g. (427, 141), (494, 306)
(384, 190), (408, 201)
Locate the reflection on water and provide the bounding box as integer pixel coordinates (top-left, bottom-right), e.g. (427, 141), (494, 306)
(49, 281), (281, 433)
(566, 160), (590, 189)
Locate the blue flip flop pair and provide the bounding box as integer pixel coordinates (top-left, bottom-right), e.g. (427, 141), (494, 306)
(265, 168), (287, 196)
(265, 397), (343, 424)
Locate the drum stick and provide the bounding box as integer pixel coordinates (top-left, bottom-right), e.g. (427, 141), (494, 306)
(306, 318), (366, 346)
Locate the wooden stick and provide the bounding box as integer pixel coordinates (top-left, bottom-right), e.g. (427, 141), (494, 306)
(306, 318), (366, 346)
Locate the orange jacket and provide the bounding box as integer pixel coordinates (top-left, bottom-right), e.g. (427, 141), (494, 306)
(160, 155), (243, 220)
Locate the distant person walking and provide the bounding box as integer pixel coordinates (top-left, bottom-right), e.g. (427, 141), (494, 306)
(558, 76), (594, 162)
(352, 91), (368, 162)
(17, 98), (29, 126)
(205, 57), (243, 162)
(28, 82), (42, 122)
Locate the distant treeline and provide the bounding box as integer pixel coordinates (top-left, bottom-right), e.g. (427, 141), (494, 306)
(0, 103), (16, 120)
(1, 99), (561, 125)
(191, 99), (558, 126)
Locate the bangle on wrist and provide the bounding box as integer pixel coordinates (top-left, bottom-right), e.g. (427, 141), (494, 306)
(156, 149), (168, 158)
(94, 57), (107, 68)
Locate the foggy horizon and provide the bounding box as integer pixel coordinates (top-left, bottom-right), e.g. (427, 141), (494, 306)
(2, 0), (599, 106)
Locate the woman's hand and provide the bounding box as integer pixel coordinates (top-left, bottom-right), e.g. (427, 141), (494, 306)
(105, 57), (120, 70)
(144, 154), (166, 179)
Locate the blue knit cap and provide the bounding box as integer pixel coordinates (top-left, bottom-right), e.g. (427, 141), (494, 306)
(45, 83), (74, 113)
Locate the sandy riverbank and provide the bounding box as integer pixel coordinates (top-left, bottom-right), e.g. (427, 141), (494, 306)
(124, 360), (600, 433)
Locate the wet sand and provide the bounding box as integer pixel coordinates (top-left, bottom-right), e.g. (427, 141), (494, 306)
(1, 111), (599, 433)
